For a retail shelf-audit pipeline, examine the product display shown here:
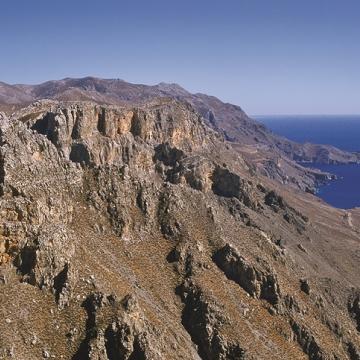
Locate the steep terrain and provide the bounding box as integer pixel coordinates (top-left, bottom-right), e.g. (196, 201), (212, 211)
(0, 77), (359, 194)
(0, 99), (359, 359)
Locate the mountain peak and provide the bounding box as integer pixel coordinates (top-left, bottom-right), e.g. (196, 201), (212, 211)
(156, 82), (189, 95)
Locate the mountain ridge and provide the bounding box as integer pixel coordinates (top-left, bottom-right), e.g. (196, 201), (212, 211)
(1, 76), (357, 157)
(1, 76), (358, 194)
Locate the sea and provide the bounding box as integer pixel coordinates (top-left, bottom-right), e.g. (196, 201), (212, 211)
(254, 115), (360, 209)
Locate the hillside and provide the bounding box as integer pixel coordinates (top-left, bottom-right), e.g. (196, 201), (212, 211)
(0, 99), (359, 359)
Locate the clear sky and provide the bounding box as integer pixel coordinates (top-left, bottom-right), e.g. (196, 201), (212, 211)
(1, 0), (359, 115)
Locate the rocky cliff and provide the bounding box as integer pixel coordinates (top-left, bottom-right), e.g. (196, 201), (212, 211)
(0, 99), (359, 359)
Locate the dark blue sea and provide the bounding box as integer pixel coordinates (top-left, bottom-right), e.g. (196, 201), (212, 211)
(255, 115), (360, 209)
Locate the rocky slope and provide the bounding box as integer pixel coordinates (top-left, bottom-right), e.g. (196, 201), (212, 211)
(0, 99), (359, 359)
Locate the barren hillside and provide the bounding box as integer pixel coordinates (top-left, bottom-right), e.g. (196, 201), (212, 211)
(0, 98), (359, 359)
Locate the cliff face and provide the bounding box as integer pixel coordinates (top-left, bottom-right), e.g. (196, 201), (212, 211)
(0, 101), (359, 359)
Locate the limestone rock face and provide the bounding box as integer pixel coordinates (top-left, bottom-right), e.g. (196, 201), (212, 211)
(0, 99), (359, 360)
(29, 100), (208, 167)
(0, 113), (81, 304)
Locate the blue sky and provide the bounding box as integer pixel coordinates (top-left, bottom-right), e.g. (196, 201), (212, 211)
(1, 0), (359, 114)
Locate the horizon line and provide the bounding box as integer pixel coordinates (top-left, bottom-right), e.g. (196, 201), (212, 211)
(252, 114), (360, 117)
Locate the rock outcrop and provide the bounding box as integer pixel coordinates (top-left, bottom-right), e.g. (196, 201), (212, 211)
(178, 282), (246, 360)
(349, 290), (360, 332)
(213, 244), (281, 305)
(73, 292), (165, 360)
